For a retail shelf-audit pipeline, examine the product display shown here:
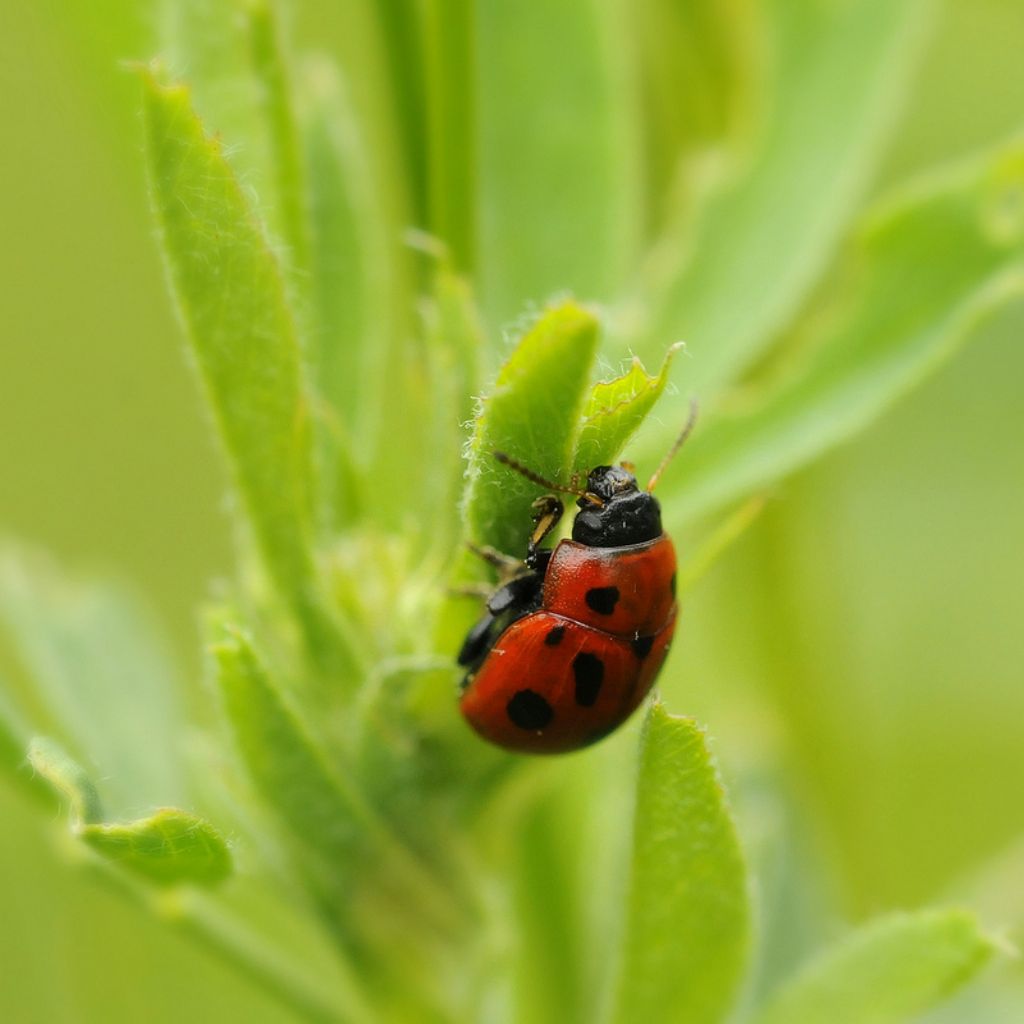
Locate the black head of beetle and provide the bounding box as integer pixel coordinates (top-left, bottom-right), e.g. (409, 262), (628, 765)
(571, 465), (662, 548)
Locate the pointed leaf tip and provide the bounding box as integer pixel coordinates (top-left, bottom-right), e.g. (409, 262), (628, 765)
(81, 808), (233, 888)
(574, 342), (684, 472)
(462, 301), (600, 556)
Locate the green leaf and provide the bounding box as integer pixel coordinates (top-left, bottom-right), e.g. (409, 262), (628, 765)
(159, 0), (285, 248)
(246, 0), (308, 271)
(629, 0), (933, 392)
(27, 736), (232, 887)
(753, 909), (998, 1024)
(302, 58), (393, 446)
(0, 547), (183, 808)
(662, 138), (1024, 525)
(80, 808), (232, 888)
(611, 706), (751, 1024)
(477, 0), (641, 327)
(141, 69), (346, 668)
(213, 624), (461, 936)
(27, 736), (104, 825)
(676, 496), (765, 595)
(212, 624), (362, 880)
(421, 0), (476, 270)
(633, 0), (759, 215)
(0, 685), (26, 778)
(572, 342), (682, 472)
(462, 301), (600, 557)
(421, 263), (486, 557)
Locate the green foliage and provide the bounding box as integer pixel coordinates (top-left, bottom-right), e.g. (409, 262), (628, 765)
(462, 301), (599, 556)
(2, 2), (1021, 1021)
(631, 0), (934, 386)
(28, 736), (104, 825)
(476, 0), (639, 326)
(663, 136), (1024, 525)
(0, 548), (183, 808)
(573, 343), (682, 473)
(29, 736), (231, 887)
(611, 707), (751, 1024)
(212, 624), (364, 888)
(753, 910), (997, 1024)
(80, 810), (232, 888)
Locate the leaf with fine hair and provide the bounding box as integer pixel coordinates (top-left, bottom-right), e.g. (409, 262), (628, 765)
(301, 57), (396, 449)
(213, 623), (463, 941)
(212, 624), (363, 883)
(611, 706), (751, 1024)
(461, 302), (600, 558)
(28, 736), (232, 887)
(572, 342), (683, 473)
(247, 0), (308, 271)
(661, 138), (1024, 526)
(28, 736), (104, 825)
(81, 809), (232, 888)
(160, 0), (293, 258)
(141, 69), (350, 673)
(753, 909), (998, 1024)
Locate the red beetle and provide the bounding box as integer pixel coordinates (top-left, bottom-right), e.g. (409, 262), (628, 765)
(457, 405), (696, 754)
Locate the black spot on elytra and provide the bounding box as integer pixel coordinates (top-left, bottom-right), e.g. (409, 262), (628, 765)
(585, 586), (620, 615)
(544, 625), (566, 646)
(632, 635), (655, 660)
(670, 572), (677, 598)
(573, 652), (605, 707)
(506, 690), (553, 730)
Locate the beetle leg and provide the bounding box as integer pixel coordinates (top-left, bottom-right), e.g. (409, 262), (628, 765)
(448, 583), (495, 599)
(527, 495), (564, 563)
(466, 542), (522, 574)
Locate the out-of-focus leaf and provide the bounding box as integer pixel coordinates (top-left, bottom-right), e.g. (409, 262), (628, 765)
(142, 70), (350, 672)
(159, 0), (285, 248)
(213, 623), (460, 938)
(510, 788), (590, 1024)
(676, 497), (766, 594)
(81, 808), (232, 887)
(630, 0), (933, 392)
(0, 686), (26, 779)
(421, 0), (475, 270)
(0, 548), (182, 808)
(753, 909), (997, 1024)
(28, 736), (103, 825)
(662, 139), (1024, 525)
(302, 59), (393, 446)
(611, 706), (751, 1024)
(634, 0), (760, 220)
(573, 342), (682, 472)
(247, 0), (307, 270)
(422, 264), (485, 557)
(212, 624), (362, 882)
(477, 0), (640, 328)
(324, 6), (421, 524)
(28, 737), (232, 886)
(461, 302), (599, 557)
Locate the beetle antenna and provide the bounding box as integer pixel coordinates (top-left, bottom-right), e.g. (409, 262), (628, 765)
(647, 397), (699, 493)
(493, 451), (602, 505)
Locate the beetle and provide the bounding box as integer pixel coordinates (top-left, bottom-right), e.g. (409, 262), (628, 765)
(457, 402), (697, 754)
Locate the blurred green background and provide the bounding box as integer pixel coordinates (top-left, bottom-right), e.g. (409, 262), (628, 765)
(1, 1), (1022, 1020)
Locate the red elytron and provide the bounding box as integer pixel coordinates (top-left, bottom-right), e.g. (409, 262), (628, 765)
(457, 405), (695, 754)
